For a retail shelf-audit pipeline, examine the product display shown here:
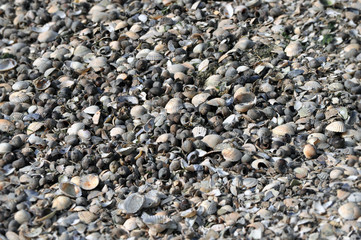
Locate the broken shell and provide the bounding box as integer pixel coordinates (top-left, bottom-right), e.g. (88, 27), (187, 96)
(338, 202), (361, 220)
(285, 41), (303, 57)
(80, 174), (99, 190)
(233, 92), (256, 113)
(325, 121), (346, 133)
(222, 148), (242, 162)
(272, 124), (295, 136)
(143, 191), (161, 208)
(303, 144), (317, 159)
(52, 196), (72, 210)
(124, 193), (145, 214)
(251, 159), (270, 170)
(202, 134), (223, 149)
(27, 122), (44, 135)
(59, 182), (82, 198)
(78, 211), (97, 224)
(192, 126), (207, 138)
(0, 58), (17, 71)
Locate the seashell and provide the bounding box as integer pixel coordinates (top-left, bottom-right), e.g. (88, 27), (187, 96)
(78, 211), (97, 224)
(59, 182), (82, 198)
(165, 98), (183, 114)
(294, 167), (308, 179)
(302, 80), (322, 92)
(259, 82), (274, 93)
(192, 93), (210, 107)
(77, 129), (91, 141)
(221, 4), (234, 19)
(146, 51), (163, 61)
(233, 38), (254, 50)
(251, 159), (270, 170)
(143, 190), (161, 208)
(14, 209), (31, 224)
(33, 78), (51, 90)
(12, 81), (30, 91)
(198, 59), (209, 72)
(233, 92), (256, 113)
(272, 124), (295, 136)
(52, 196), (72, 210)
(136, 49), (151, 59)
(0, 142), (11, 155)
(207, 98), (226, 107)
(27, 122), (44, 135)
(243, 178), (258, 188)
(23, 227), (42, 238)
(9, 91), (30, 103)
(330, 169), (343, 179)
(71, 176), (81, 186)
(222, 148), (242, 162)
(167, 63), (188, 74)
(123, 217), (138, 231)
(174, 72), (186, 81)
(67, 122), (85, 135)
(0, 119), (15, 133)
(205, 75), (222, 88)
(328, 82), (344, 92)
(84, 105), (100, 114)
(80, 174), (99, 190)
(284, 41), (303, 57)
(325, 121), (346, 133)
(303, 144), (317, 159)
(344, 43), (360, 53)
(192, 126), (207, 138)
(28, 134), (46, 145)
(110, 126), (125, 137)
(202, 134), (223, 149)
(124, 193), (145, 214)
(199, 200), (218, 216)
(180, 209), (197, 218)
(0, 58), (17, 72)
(338, 202), (361, 220)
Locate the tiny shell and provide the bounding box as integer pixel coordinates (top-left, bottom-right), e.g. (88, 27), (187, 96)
(233, 92), (256, 113)
(59, 182), (82, 198)
(124, 193), (145, 214)
(78, 211), (97, 224)
(325, 121), (346, 133)
(272, 124), (295, 136)
(0, 58), (17, 72)
(146, 51), (163, 61)
(222, 148), (242, 162)
(27, 122), (44, 135)
(77, 129), (91, 141)
(33, 78), (51, 90)
(251, 159), (270, 170)
(302, 81), (322, 92)
(9, 91), (30, 103)
(84, 105), (100, 114)
(80, 174), (99, 190)
(202, 134), (223, 149)
(338, 202), (361, 220)
(303, 144), (317, 159)
(222, 4), (234, 18)
(192, 93), (210, 107)
(192, 126), (207, 138)
(198, 59), (209, 72)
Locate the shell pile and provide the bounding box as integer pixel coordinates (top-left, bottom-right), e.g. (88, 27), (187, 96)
(0, 0), (361, 239)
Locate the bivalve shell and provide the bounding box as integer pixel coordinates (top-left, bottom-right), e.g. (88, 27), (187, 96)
(59, 182), (82, 198)
(222, 148), (242, 162)
(202, 134), (223, 149)
(9, 91), (30, 103)
(80, 174), (99, 190)
(124, 193), (145, 214)
(243, 178), (258, 188)
(192, 126), (207, 138)
(0, 142), (12, 154)
(52, 196), (72, 210)
(165, 98), (183, 114)
(0, 119), (15, 132)
(285, 41), (303, 57)
(303, 144), (317, 159)
(27, 122), (44, 135)
(272, 124), (295, 136)
(146, 51), (163, 61)
(338, 202), (361, 220)
(0, 58), (17, 72)
(325, 121), (346, 133)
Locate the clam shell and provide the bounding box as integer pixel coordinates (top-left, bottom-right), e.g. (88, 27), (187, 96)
(141, 212), (170, 225)
(59, 182), (82, 198)
(192, 93), (210, 107)
(251, 159), (270, 170)
(272, 124), (295, 136)
(136, 49), (151, 58)
(165, 98), (183, 114)
(0, 142), (12, 154)
(143, 190), (161, 208)
(77, 129), (91, 141)
(233, 91), (256, 113)
(110, 127), (125, 137)
(207, 98), (226, 107)
(0, 58), (17, 72)
(222, 148), (242, 162)
(124, 193), (145, 214)
(192, 126), (207, 138)
(9, 91), (30, 103)
(146, 51), (163, 61)
(27, 122), (44, 135)
(52, 196), (72, 210)
(302, 80), (322, 92)
(284, 41), (303, 57)
(33, 78), (51, 90)
(78, 211), (97, 224)
(338, 202), (361, 220)
(80, 174), (99, 190)
(67, 122), (85, 135)
(13, 81), (30, 91)
(0, 119), (15, 132)
(198, 59), (209, 72)
(84, 105), (100, 114)
(243, 178), (258, 188)
(303, 144), (317, 159)
(202, 134), (223, 149)
(325, 121), (346, 133)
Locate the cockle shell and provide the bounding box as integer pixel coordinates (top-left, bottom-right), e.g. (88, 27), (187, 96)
(52, 196), (72, 210)
(165, 98), (183, 114)
(338, 202), (361, 220)
(192, 126), (207, 138)
(0, 58), (17, 72)
(303, 144), (317, 159)
(0, 119), (15, 132)
(272, 124), (295, 136)
(222, 148), (242, 162)
(9, 91), (30, 103)
(192, 93), (210, 107)
(202, 134), (223, 149)
(146, 51), (163, 61)
(325, 121), (346, 133)
(27, 122), (44, 135)
(285, 41), (303, 57)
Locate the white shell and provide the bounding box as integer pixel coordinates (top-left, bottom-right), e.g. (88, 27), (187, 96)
(192, 126), (207, 138)
(0, 58), (17, 72)
(165, 98), (183, 114)
(9, 91), (30, 103)
(222, 148), (242, 162)
(59, 182), (82, 198)
(222, 4), (234, 18)
(80, 174), (99, 190)
(67, 122), (85, 135)
(124, 193), (145, 214)
(0, 142), (12, 154)
(285, 41), (303, 57)
(77, 129), (91, 140)
(272, 124), (295, 136)
(325, 121), (346, 133)
(146, 51), (163, 61)
(27, 122), (44, 135)
(84, 105), (100, 114)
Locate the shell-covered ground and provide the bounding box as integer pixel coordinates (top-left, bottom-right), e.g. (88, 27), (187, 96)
(0, 0), (361, 239)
